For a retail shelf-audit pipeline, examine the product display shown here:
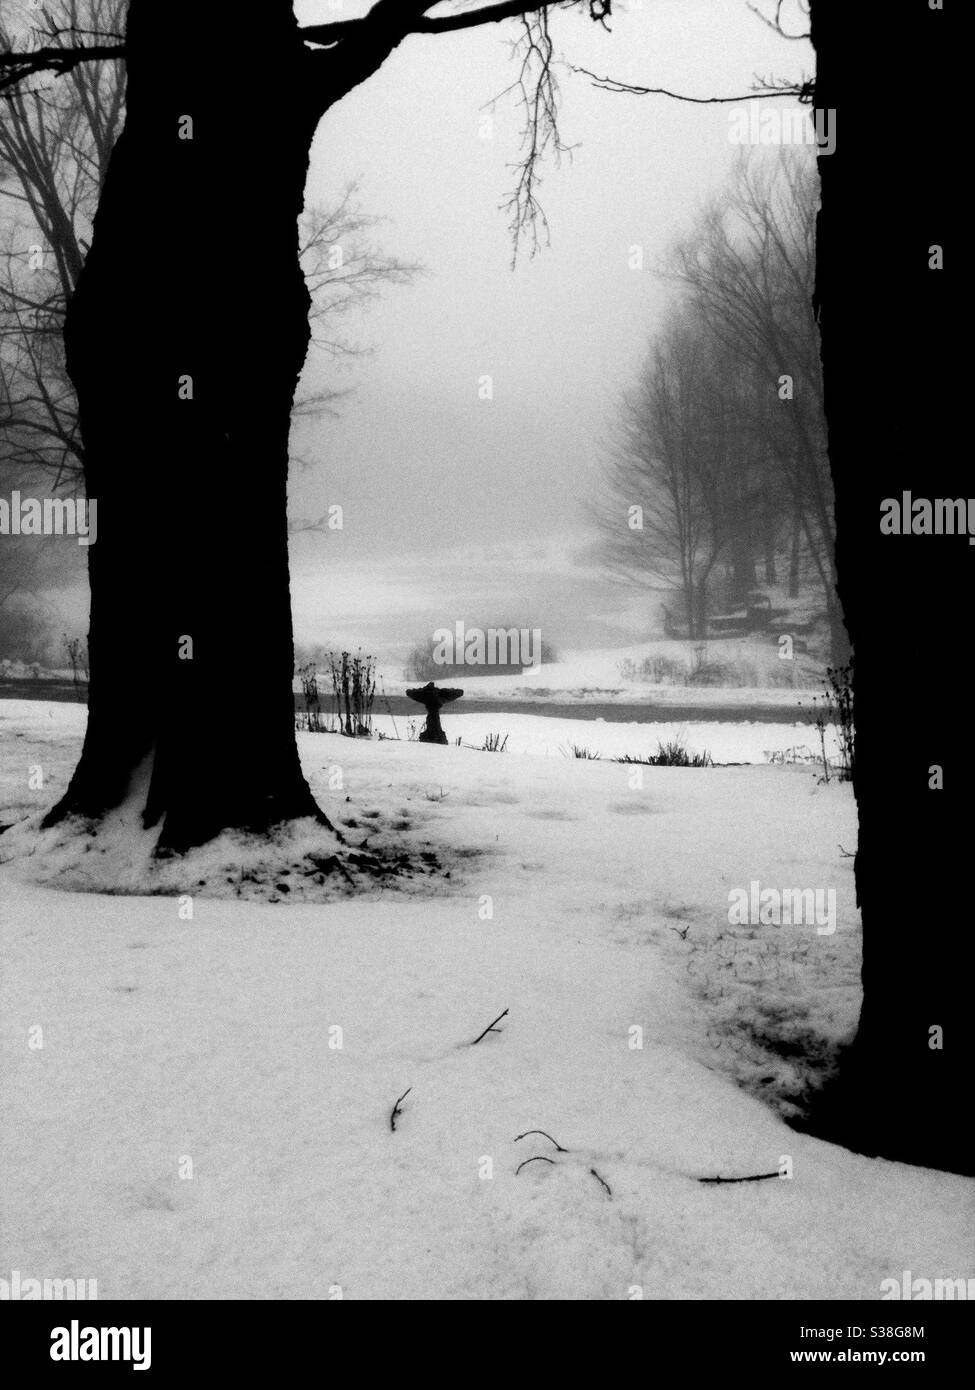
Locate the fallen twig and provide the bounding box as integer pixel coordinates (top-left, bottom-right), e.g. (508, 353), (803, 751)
(698, 1170), (781, 1185)
(515, 1155), (556, 1176)
(389, 1087), (412, 1132)
(513, 1129), (567, 1152)
(589, 1167), (612, 1196)
(469, 1008), (509, 1045)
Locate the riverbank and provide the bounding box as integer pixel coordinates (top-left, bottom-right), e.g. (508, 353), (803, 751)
(1, 678), (821, 728)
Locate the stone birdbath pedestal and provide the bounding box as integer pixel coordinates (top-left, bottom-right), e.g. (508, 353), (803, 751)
(405, 682), (463, 745)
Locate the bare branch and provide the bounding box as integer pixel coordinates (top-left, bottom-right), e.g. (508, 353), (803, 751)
(389, 1086), (413, 1132)
(300, 2), (562, 47)
(493, 9), (576, 264)
(567, 64), (807, 103)
(589, 1166), (612, 1195)
(746, 1), (811, 41)
(515, 1155), (556, 1174)
(0, 44), (123, 96)
(513, 1129), (567, 1151)
(469, 1007), (509, 1044)
(698, 1170), (782, 1184)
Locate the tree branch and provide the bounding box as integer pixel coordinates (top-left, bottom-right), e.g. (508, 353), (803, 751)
(589, 1166), (612, 1195)
(567, 64), (807, 103)
(469, 1007), (509, 1044)
(0, 45), (124, 96)
(746, 1), (811, 42)
(513, 1129), (567, 1151)
(416, 1), (566, 36)
(698, 1170), (782, 1184)
(389, 1086), (412, 1132)
(300, 2), (561, 48)
(515, 1155), (555, 1175)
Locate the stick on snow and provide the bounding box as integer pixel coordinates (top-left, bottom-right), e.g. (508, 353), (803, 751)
(513, 1130), (567, 1152)
(698, 1171), (781, 1185)
(589, 1167), (613, 1196)
(515, 1156), (556, 1175)
(389, 1087), (412, 1133)
(469, 1008), (508, 1045)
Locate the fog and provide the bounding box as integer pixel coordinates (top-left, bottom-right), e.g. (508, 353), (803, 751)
(287, 0), (813, 660)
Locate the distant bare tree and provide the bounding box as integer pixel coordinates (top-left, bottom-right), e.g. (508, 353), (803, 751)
(292, 186), (421, 437)
(0, 0), (124, 489)
(600, 303), (787, 636)
(601, 313), (719, 636)
(671, 151), (842, 657)
(600, 150), (839, 653)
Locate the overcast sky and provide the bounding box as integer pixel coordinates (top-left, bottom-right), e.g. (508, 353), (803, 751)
(293, 3), (815, 657)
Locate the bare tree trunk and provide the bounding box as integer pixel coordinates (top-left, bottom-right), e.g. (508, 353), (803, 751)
(692, 576), (709, 637)
(729, 532), (757, 605)
(683, 582), (696, 638)
(44, 3), (330, 850)
(788, 503), (802, 597)
(807, 0), (970, 1175)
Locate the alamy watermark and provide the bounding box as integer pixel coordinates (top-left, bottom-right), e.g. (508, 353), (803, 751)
(50, 1320), (150, 1371)
(1, 1268), (97, 1299)
(728, 880), (836, 935)
(432, 622), (541, 670)
(880, 493), (975, 545)
(881, 1270), (974, 1300)
(728, 106), (836, 155)
(0, 492), (97, 545)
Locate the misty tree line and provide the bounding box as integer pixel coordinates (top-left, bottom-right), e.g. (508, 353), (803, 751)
(601, 150), (843, 662)
(0, 0), (118, 659)
(0, 0), (414, 664)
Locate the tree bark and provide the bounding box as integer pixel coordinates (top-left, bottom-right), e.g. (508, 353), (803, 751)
(808, 1), (971, 1174)
(44, 3), (330, 850)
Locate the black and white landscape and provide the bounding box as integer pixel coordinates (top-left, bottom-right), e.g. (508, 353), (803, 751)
(0, 1), (970, 1313)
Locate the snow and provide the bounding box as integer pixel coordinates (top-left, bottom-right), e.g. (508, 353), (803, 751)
(373, 712), (835, 766)
(1, 700), (971, 1300)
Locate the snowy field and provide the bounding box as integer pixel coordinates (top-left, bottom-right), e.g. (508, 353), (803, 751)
(1, 701), (972, 1300)
(374, 712), (835, 766)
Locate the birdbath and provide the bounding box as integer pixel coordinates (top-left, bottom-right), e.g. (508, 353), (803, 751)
(405, 682), (463, 745)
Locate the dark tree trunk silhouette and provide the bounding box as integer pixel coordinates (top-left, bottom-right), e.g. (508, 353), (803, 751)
(43, 5), (331, 849)
(29, 1), (593, 852)
(43, 1), (439, 850)
(809, 2), (971, 1175)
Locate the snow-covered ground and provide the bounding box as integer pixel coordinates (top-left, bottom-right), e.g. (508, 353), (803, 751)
(374, 712), (834, 766)
(1, 701), (971, 1300)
